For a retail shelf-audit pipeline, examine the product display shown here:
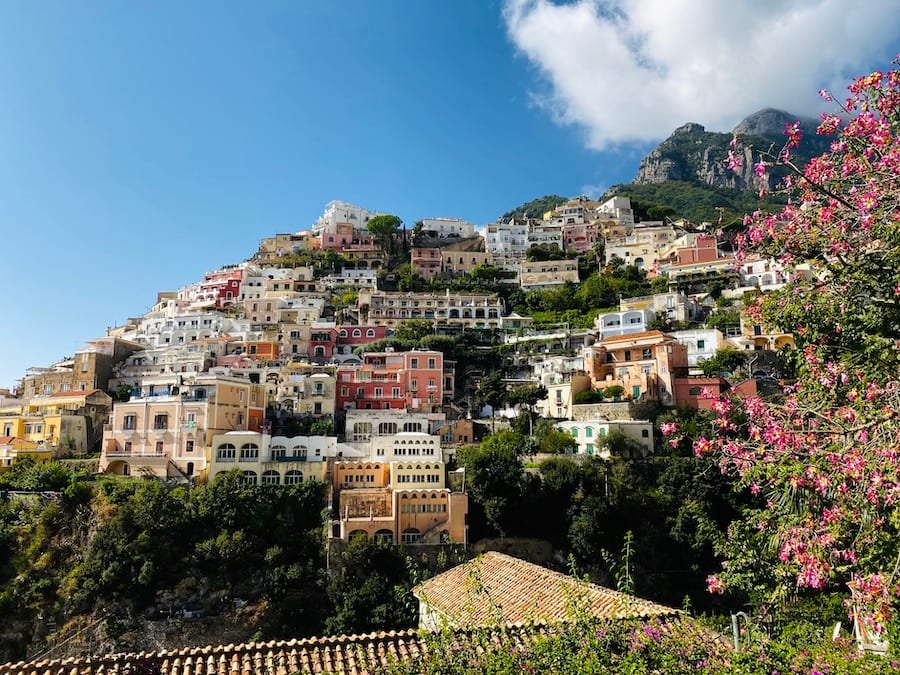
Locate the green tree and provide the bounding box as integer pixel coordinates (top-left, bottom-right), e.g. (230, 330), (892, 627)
(475, 371), (507, 432)
(697, 347), (748, 377)
(367, 214), (403, 259)
(456, 431), (530, 536)
(325, 537), (418, 635)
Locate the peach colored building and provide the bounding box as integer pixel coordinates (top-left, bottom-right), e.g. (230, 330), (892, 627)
(100, 375), (267, 479)
(330, 460), (467, 546)
(411, 247), (443, 282)
(584, 331), (688, 406)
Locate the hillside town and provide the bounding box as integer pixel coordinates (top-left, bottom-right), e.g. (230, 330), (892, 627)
(1, 195), (793, 552)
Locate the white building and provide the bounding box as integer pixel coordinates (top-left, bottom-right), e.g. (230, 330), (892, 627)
(370, 432), (443, 462)
(618, 291), (703, 324)
(594, 196), (635, 224)
(596, 309), (656, 340)
(670, 328), (725, 367)
(419, 218), (476, 238)
(344, 409), (445, 449)
(208, 431), (361, 485)
(485, 220), (530, 259)
(313, 200), (382, 235)
(557, 419), (654, 458)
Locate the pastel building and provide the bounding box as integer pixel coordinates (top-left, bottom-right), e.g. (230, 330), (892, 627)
(100, 374), (267, 479)
(557, 419), (654, 457)
(358, 290), (504, 331)
(19, 337), (143, 399)
(336, 350), (447, 412)
(519, 259), (580, 290)
(585, 331), (688, 406)
(207, 431), (352, 485)
(330, 459), (468, 546)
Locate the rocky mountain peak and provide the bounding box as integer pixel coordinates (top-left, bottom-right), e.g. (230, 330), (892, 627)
(673, 122), (705, 135)
(732, 108), (816, 138)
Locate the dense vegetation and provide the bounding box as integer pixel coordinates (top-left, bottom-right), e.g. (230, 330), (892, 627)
(499, 194), (568, 221)
(604, 180), (786, 227)
(0, 464), (453, 662)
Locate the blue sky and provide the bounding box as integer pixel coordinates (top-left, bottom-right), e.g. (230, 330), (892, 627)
(1, 0), (898, 391)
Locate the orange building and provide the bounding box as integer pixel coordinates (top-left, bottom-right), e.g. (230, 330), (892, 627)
(585, 331), (688, 406)
(330, 460), (467, 546)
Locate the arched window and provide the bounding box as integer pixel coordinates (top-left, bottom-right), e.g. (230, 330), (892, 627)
(374, 529), (393, 544)
(262, 470), (280, 485)
(349, 530), (368, 542)
(402, 528), (421, 544)
(366, 328), (375, 337)
(240, 443), (259, 460)
(570, 428), (578, 438)
(585, 427), (593, 438)
(352, 329), (362, 337)
(241, 471), (257, 485)
(285, 470), (303, 485)
(217, 443), (236, 460)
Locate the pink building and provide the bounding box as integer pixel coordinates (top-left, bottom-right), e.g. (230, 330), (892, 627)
(336, 350), (445, 412)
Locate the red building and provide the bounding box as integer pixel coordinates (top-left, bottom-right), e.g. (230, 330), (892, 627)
(336, 349), (445, 412)
(337, 325), (390, 348)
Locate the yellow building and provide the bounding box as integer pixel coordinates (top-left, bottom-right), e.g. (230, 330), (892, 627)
(0, 437), (49, 470)
(0, 389), (112, 456)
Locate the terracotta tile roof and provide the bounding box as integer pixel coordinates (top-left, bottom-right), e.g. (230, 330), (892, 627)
(49, 389), (99, 398)
(599, 330), (667, 343)
(414, 552), (681, 627)
(0, 630), (425, 675)
(0, 620), (721, 675)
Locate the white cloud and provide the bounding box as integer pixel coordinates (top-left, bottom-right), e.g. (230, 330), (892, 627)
(503, 0), (900, 148)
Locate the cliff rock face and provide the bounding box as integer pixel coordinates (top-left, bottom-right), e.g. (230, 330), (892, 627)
(635, 121), (771, 192)
(633, 109), (824, 193)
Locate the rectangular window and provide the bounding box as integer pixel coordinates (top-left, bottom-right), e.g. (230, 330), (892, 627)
(410, 358), (419, 369)
(81, 355), (89, 372)
(428, 358), (436, 369)
(186, 440), (195, 453)
(155, 440), (164, 454)
(43, 384), (52, 395)
(123, 414), (137, 430)
(124, 441), (132, 454)
(61, 383), (70, 392)
(697, 340), (706, 350)
(375, 387), (383, 398)
(642, 348), (652, 359)
(153, 414), (168, 430)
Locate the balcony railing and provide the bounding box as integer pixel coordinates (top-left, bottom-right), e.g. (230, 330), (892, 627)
(105, 450), (165, 458)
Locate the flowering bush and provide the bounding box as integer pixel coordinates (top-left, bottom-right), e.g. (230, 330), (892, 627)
(378, 616), (899, 674)
(668, 61), (900, 636)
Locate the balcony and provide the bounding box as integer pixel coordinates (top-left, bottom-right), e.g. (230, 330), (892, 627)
(105, 449), (165, 458)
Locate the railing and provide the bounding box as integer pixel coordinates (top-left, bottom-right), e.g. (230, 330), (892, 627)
(105, 450), (165, 458)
